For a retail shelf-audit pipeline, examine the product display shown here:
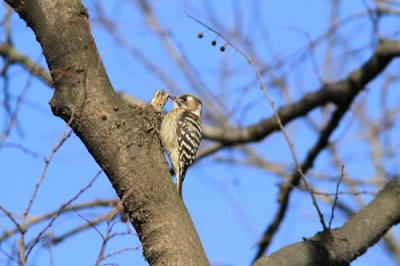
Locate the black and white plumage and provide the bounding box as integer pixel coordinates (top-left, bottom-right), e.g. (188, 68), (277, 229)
(160, 94), (202, 198)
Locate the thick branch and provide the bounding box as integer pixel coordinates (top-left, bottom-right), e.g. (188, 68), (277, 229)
(203, 40), (400, 144)
(6, 0), (207, 264)
(254, 176), (400, 266)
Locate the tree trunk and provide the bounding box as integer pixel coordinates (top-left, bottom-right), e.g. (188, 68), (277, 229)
(5, 0), (208, 264)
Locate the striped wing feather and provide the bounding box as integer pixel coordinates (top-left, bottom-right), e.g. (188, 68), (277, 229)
(176, 111), (202, 179)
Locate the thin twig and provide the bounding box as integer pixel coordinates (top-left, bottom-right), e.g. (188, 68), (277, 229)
(329, 165), (345, 228)
(0, 205), (23, 234)
(24, 170), (102, 260)
(94, 221), (127, 266)
(0, 68), (32, 144)
(71, 208), (105, 240)
(23, 129), (72, 218)
(0, 143), (43, 160)
(101, 246), (140, 262)
(48, 211), (120, 245)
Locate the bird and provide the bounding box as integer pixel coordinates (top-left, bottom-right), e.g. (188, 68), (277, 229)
(160, 94), (202, 198)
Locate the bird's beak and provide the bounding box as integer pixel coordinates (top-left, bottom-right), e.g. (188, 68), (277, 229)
(169, 95), (177, 101)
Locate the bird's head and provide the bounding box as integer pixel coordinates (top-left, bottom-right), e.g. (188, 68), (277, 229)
(170, 94), (202, 116)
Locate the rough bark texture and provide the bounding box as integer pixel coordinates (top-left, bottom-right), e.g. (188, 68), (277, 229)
(5, 0), (208, 265)
(254, 176), (400, 266)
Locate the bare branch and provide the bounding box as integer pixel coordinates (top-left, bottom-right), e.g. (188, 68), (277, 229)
(0, 43), (53, 87)
(0, 200), (118, 243)
(254, 102), (353, 260)
(25, 170), (101, 260)
(255, 176), (400, 266)
(24, 129), (72, 218)
(202, 40), (400, 146)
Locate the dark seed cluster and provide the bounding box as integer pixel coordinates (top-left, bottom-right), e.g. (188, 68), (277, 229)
(197, 32), (226, 52)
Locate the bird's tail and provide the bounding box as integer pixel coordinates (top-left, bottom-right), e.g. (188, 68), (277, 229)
(177, 181), (183, 198)
(176, 168), (187, 199)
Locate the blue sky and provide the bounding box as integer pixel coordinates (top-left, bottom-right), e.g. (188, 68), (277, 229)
(1, 1), (399, 265)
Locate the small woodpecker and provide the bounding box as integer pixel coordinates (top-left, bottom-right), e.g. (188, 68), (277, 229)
(160, 94), (202, 198)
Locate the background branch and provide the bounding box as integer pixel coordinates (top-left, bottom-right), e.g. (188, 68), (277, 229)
(255, 176), (400, 266)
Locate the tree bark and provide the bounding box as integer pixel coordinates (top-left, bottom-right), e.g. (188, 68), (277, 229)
(5, 0), (208, 264)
